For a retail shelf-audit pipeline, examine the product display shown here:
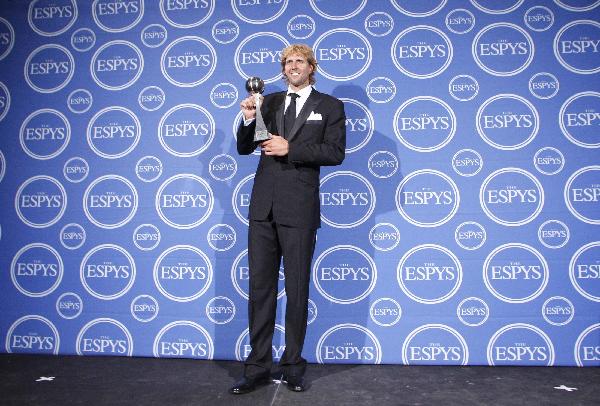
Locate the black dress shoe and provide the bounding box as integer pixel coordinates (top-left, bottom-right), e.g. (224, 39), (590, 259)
(229, 375), (271, 395)
(282, 374), (307, 392)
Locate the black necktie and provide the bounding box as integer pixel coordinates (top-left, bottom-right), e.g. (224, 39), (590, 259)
(284, 93), (299, 139)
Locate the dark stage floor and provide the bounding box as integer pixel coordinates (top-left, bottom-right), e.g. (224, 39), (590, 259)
(0, 354), (598, 406)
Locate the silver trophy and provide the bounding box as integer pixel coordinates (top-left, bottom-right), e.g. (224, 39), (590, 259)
(245, 77), (270, 142)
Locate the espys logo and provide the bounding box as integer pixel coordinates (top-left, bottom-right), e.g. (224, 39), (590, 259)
(28, 0), (77, 36)
(83, 175), (138, 229)
(68, 89), (93, 114)
(554, 20), (600, 75)
(0, 17), (15, 61)
(0, 150), (5, 183)
(159, 0), (214, 28)
(524, 6), (554, 32)
(231, 249), (285, 300)
(480, 168), (544, 226)
(313, 28), (372, 81)
(131, 295), (159, 322)
(161, 36), (216, 87)
(452, 149), (483, 177)
(470, 0), (525, 14)
(472, 23), (534, 76)
(395, 169), (460, 227)
(483, 243), (549, 303)
(542, 296), (574, 326)
(368, 151), (398, 179)
(366, 77), (396, 104)
(25, 44), (75, 93)
(212, 19), (239, 44)
(445, 9), (475, 34)
(60, 223), (86, 250)
(476, 94), (539, 150)
(288, 14), (315, 39)
(153, 245), (213, 302)
(153, 321), (214, 359)
(316, 324), (381, 364)
(319, 171), (375, 228)
(141, 24), (167, 48)
(364, 12), (393, 37)
(391, 25), (452, 79)
(135, 156), (163, 183)
(56, 292), (83, 319)
(236, 325), (285, 362)
(309, 0), (366, 20)
(402, 324), (468, 365)
(397, 244), (462, 304)
(232, 0), (287, 24)
(90, 40), (143, 90)
(11, 243), (63, 297)
(455, 221), (486, 250)
(559, 92), (600, 148)
(5, 315), (59, 354)
(529, 72), (559, 100)
(20, 109), (70, 160)
(341, 98), (373, 153)
(575, 324), (600, 367)
(76, 318), (132, 356)
(138, 86), (165, 111)
(391, 0), (446, 17)
(448, 75), (479, 101)
(210, 83), (238, 109)
(487, 324), (554, 366)
(209, 154), (237, 181)
(570, 242), (600, 302)
(206, 296), (235, 324)
(369, 298), (402, 327)
(313, 245), (377, 304)
(63, 157), (89, 183)
(232, 174), (254, 225)
(534, 147), (564, 176)
(394, 96), (456, 152)
(80, 244), (136, 300)
(158, 104), (215, 157)
(207, 224), (236, 251)
(155, 174), (214, 229)
(235, 32), (289, 83)
(0, 81), (11, 122)
(92, 0), (144, 33)
(133, 224), (161, 251)
(554, 0), (600, 12)
(71, 28), (96, 52)
(369, 223), (400, 252)
(564, 166), (600, 224)
(15, 175), (67, 228)
(538, 220), (569, 249)
(457, 297), (489, 326)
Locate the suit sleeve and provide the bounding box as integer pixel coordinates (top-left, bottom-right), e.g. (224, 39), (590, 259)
(287, 98), (346, 166)
(236, 119), (257, 155)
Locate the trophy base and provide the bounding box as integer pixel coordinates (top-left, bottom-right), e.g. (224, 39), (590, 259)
(254, 129), (271, 142)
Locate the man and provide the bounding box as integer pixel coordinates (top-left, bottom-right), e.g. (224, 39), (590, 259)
(230, 44), (346, 394)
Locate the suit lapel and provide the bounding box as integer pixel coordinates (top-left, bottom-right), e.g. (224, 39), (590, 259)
(287, 89), (322, 142)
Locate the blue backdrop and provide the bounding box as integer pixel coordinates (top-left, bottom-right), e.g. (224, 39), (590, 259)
(0, 0), (599, 366)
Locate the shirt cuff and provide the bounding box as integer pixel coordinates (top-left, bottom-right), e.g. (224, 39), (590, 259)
(243, 118), (255, 126)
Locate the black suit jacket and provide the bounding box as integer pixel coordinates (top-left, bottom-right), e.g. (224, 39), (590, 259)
(237, 88), (346, 229)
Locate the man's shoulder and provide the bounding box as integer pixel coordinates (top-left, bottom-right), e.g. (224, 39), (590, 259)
(313, 90), (343, 108)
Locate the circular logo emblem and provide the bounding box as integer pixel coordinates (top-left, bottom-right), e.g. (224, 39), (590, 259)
(231, 249), (285, 300)
(76, 318), (133, 356)
(454, 221), (486, 250)
(364, 12), (394, 37)
(391, 25), (453, 79)
(135, 156), (163, 182)
(28, 0), (78, 36)
(369, 298), (402, 327)
(402, 324), (468, 365)
(87, 106), (141, 159)
(313, 245), (377, 304)
(71, 28), (96, 52)
(542, 296), (574, 326)
(154, 245), (213, 302)
(445, 9), (476, 34)
(470, 0), (525, 14)
(309, 0), (367, 20)
(138, 86), (165, 111)
(560, 92), (600, 148)
(320, 171), (376, 228)
(131, 295), (159, 322)
(570, 242), (600, 301)
(0, 81), (10, 122)
(159, 0), (214, 28)
(161, 36), (216, 87)
(452, 149), (483, 177)
(80, 244), (136, 300)
(554, 20), (600, 74)
(207, 224), (236, 252)
(341, 98), (373, 153)
(236, 325), (285, 362)
(133, 224), (161, 251)
(11, 243), (63, 297)
(206, 296), (236, 324)
(25, 44), (75, 93)
(92, 0), (144, 32)
(487, 323), (554, 366)
(396, 169), (460, 227)
(210, 83), (238, 109)
(155, 174), (214, 229)
(483, 243), (549, 303)
(479, 168), (544, 226)
(316, 324), (381, 363)
(528, 72), (559, 99)
(369, 223), (401, 252)
(368, 151), (399, 179)
(15, 175), (67, 228)
(209, 154), (237, 181)
(554, 0), (600, 12)
(0, 17), (15, 61)
(538, 220), (570, 249)
(393, 96), (456, 152)
(67, 89), (93, 113)
(232, 0), (287, 24)
(83, 175), (138, 229)
(457, 297), (489, 326)
(472, 23), (534, 76)
(63, 157), (89, 183)
(564, 166), (600, 224)
(90, 40), (143, 90)
(60, 223), (86, 250)
(212, 19), (239, 44)
(313, 28), (372, 81)
(56, 292), (83, 319)
(6, 315), (59, 354)
(141, 24), (167, 48)
(524, 6), (554, 32)
(366, 77), (396, 104)
(307, 299), (317, 325)
(288, 14), (316, 39)
(20, 109), (70, 160)
(0, 150), (5, 183)
(158, 104), (215, 157)
(448, 75), (479, 101)
(232, 174), (254, 226)
(397, 244), (462, 304)
(235, 32), (289, 84)
(574, 323), (600, 367)
(391, 0), (447, 17)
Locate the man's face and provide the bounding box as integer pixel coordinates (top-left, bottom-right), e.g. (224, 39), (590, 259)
(284, 53), (313, 89)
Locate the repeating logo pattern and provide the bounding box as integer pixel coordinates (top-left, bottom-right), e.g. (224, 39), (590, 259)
(0, 1), (598, 367)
